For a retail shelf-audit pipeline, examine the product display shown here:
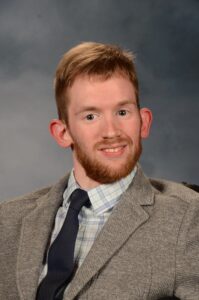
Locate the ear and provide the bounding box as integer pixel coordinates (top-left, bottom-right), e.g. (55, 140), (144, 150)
(49, 119), (73, 148)
(140, 108), (153, 138)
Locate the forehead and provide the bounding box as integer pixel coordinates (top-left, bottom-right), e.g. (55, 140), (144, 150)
(67, 74), (136, 107)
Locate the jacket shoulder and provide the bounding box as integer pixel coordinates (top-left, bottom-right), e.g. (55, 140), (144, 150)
(0, 185), (52, 222)
(150, 177), (199, 204)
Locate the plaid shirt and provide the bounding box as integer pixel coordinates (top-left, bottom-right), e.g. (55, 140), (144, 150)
(39, 166), (137, 283)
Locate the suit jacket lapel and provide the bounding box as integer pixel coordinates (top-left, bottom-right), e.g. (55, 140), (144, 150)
(17, 175), (69, 300)
(66, 166), (154, 300)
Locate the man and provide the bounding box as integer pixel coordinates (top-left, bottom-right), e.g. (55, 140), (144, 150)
(0, 42), (199, 300)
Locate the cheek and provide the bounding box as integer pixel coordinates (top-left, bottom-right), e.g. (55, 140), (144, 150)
(122, 121), (141, 139)
(78, 124), (100, 141)
(72, 129), (95, 149)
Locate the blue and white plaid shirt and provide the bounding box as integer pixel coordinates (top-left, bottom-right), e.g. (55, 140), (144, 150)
(39, 166), (137, 282)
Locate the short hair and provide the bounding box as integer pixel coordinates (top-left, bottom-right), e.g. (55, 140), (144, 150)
(54, 42), (139, 122)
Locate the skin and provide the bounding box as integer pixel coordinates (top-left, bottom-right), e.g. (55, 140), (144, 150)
(50, 74), (152, 190)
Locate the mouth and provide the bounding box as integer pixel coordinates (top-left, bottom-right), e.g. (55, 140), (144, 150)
(101, 146), (125, 152)
(98, 145), (127, 157)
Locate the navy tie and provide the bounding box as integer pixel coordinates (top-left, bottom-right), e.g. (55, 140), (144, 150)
(36, 189), (90, 300)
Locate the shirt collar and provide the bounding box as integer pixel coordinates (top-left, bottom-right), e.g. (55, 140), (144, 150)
(63, 166), (137, 215)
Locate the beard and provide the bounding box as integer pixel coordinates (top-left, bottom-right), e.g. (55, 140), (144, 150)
(71, 135), (142, 184)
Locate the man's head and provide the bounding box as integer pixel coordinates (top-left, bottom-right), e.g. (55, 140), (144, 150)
(50, 42), (152, 188)
(54, 42), (139, 124)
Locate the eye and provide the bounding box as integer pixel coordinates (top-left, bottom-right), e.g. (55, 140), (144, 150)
(85, 114), (96, 121)
(118, 109), (128, 116)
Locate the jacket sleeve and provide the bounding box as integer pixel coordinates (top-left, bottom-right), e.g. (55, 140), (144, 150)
(175, 198), (199, 299)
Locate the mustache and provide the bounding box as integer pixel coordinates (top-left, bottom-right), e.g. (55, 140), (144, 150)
(95, 137), (133, 148)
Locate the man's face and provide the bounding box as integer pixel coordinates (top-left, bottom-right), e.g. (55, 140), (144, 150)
(65, 74), (151, 186)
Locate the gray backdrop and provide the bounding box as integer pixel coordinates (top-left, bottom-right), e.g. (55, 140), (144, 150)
(0, 0), (199, 200)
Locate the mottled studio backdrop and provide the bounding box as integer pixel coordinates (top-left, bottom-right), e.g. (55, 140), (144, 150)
(0, 0), (199, 200)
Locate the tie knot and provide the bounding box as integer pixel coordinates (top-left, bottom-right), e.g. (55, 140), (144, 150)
(69, 189), (90, 213)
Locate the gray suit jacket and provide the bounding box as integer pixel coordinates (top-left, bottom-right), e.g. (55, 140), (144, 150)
(1, 166), (199, 300)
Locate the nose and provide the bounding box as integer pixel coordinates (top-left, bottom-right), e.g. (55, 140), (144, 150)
(101, 116), (121, 139)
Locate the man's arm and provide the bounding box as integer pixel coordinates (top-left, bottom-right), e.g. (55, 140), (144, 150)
(175, 197), (199, 299)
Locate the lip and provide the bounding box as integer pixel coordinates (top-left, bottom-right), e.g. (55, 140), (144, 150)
(98, 145), (127, 158)
(98, 144), (127, 150)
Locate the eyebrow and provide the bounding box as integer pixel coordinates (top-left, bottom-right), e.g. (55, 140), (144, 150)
(75, 100), (136, 115)
(115, 100), (136, 107)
